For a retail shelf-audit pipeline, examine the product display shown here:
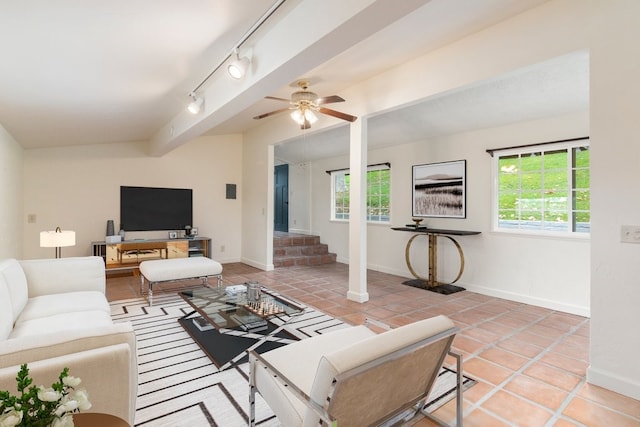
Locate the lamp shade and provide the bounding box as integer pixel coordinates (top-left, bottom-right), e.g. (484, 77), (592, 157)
(40, 230), (76, 248)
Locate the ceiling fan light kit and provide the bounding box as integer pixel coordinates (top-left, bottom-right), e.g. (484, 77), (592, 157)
(254, 80), (358, 129)
(291, 108), (318, 126)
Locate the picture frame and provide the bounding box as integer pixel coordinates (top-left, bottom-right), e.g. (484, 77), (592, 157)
(191, 227), (198, 237)
(168, 231), (178, 239)
(412, 160), (466, 218)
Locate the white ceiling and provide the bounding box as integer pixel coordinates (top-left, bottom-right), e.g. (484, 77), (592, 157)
(274, 51), (589, 162)
(0, 0), (588, 159)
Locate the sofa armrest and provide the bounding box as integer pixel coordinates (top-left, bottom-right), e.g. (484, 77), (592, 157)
(19, 256), (106, 297)
(0, 322), (137, 424)
(0, 344), (136, 425)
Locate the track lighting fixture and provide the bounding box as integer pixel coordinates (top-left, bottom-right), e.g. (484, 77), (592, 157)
(227, 49), (251, 79)
(187, 93), (204, 114)
(185, 0), (285, 114)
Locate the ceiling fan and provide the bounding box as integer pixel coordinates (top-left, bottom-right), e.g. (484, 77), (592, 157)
(253, 80), (357, 129)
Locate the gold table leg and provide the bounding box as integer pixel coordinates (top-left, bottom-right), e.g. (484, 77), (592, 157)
(404, 233), (465, 288)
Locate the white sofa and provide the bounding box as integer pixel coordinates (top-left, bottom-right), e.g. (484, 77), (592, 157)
(0, 256), (137, 424)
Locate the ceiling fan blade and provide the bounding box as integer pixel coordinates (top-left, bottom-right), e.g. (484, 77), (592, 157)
(264, 96), (291, 103)
(318, 107), (358, 122)
(317, 95), (345, 105)
(253, 107), (291, 120)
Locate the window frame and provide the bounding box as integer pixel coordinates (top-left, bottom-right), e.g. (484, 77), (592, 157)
(330, 163), (391, 224)
(491, 139), (590, 237)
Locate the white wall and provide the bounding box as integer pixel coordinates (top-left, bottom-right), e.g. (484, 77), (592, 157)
(0, 124), (24, 259)
(287, 162), (311, 234)
(22, 136), (243, 262)
(588, 0), (640, 401)
(309, 112), (590, 315)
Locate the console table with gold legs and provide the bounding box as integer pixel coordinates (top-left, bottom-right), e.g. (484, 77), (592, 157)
(391, 227), (481, 289)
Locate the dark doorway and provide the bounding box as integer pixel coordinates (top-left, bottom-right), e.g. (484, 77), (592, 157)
(274, 164), (289, 232)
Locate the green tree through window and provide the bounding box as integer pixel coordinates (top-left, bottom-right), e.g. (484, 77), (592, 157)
(494, 140), (589, 234)
(332, 164), (390, 222)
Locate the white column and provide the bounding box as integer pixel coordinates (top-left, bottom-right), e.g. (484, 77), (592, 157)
(347, 118), (369, 303)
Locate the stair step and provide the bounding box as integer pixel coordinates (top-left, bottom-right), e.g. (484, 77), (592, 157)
(273, 235), (320, 247)
(273, 253), (337, 268)
(274, 244), (330, 257)
(273, 232), (336, 268)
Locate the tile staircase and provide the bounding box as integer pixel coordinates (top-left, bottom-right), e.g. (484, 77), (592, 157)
(273, 232), (336, 267)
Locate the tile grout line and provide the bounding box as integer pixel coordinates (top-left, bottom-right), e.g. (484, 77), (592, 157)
(455, 306), (589, 424)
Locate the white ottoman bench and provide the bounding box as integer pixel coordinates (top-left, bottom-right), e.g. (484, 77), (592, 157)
(139, 257), (223, 306)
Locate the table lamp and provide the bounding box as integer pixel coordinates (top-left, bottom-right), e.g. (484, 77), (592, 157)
(40, 227), (76, 258)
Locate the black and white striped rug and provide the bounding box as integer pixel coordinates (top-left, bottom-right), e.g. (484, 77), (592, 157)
(111, 293), (473, 426)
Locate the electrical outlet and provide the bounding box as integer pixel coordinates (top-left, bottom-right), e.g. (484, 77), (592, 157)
(621, 225), (640, 243)
(27, 214), (36, 224)
(220, 245), (225, 252)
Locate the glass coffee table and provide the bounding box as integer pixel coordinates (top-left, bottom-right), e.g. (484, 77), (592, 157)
(178, 284), (306, 369)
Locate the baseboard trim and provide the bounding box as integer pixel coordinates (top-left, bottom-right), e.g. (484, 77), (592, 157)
(240, 257), (272, 271)
(463, 284), (590, 317)
(587, 365), (640, 400)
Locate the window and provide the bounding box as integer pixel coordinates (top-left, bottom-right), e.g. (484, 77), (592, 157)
(493, 139), (589, 234)
(331, 164), (390, 222)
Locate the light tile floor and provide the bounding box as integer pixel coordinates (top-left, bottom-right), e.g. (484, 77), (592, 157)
(106, 262), (640, 427)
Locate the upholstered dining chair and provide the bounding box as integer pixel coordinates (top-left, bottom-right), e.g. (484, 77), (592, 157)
(249, 315), (463, 427)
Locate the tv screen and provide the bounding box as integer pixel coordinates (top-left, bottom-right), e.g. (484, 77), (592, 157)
(120, 186), (193, 231)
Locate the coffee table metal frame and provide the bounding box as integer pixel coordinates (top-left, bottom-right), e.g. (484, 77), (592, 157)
(179, 285), (306, 369)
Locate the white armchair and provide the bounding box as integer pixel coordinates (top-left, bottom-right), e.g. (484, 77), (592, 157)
(249, 315), (462, 426)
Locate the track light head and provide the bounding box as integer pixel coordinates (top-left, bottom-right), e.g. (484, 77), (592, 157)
(187, 93), (204, 114)
(227, 50), (251, 79)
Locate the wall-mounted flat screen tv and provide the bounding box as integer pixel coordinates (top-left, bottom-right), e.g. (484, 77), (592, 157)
(120, 186), (193, 231)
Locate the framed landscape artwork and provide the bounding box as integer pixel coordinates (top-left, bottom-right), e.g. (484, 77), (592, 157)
(412, 160), (466, 218)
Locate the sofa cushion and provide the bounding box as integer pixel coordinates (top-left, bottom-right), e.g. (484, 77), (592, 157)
(0, 259), (28, 322)
(17, 291), (110, 323)
(19, 256), (105, 297)
(10, 310), (113, 339)
(0, 273), (14, 340)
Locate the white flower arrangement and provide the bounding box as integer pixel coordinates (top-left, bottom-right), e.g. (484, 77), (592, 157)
(0, 364), (91, 427)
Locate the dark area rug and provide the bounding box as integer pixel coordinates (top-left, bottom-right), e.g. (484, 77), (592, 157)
(178, 317), (292, 368)
(403, 279), (465, 295)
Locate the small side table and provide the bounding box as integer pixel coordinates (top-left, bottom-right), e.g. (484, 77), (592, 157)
(73, 413), (130, 427)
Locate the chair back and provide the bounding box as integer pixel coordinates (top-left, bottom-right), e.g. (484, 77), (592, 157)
(305, 315), (457, 427)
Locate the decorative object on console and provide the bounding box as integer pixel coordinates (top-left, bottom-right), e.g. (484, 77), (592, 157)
(408, 218), (427, 229)
(106, 219), (115, 236)
(119, 227), (125, 241)
(40, 226), (76, 258)
(412, 160), (466, 219)
(190, 227), (198, 237)
(105, 235), (121, 244)
(168, 231), (178, 239)
(184, 225), (193, 238)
